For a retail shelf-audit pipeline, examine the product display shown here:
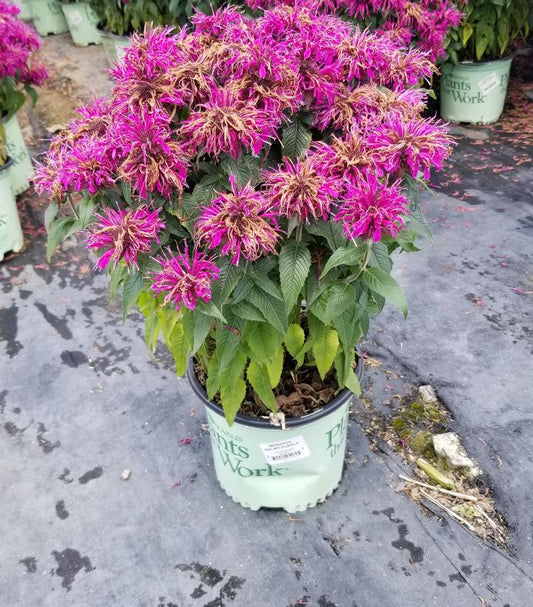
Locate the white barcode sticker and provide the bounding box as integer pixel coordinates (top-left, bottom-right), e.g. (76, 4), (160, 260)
(260, 435), (311, 465)
(479, 73), (499, 95)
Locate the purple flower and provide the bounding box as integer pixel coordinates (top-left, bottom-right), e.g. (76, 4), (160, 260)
(180, 87), (278, 159)
(151, 246), (220, 311)
(196, 176), (281, 265)
(335, 176), (409, 242)
(116, 107), (189, 199)
(264, 156), (339, 223)
(87, 205), (165, 270)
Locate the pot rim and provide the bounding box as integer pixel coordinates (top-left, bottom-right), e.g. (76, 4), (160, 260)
(187, 349), (363, 429)
(443, 55), (514, 70)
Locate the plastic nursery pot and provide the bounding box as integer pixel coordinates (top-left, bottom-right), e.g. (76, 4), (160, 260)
(0, 158), (25, 262)
(3, 114), (33, 196)
(187, 355), (364, 513)
(28, 0), (69, 35)
(13, 0), (33, 21)
(61, 2), (101, 47)
(440, 57), (513, 125)
(98, 29), (130, 67)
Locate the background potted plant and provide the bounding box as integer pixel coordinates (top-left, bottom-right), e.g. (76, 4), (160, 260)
(28, 0), (69, 36)
(1, 1), (48, 197)
(441, 0), (530, 124)
(0, 129), (24, 261)
(11, 0), (32, 20)
(35, 5), (453, 511)
(59, 0), (101, 46)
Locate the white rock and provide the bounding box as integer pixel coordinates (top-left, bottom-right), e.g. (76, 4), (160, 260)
(432, 433), (482, 478)
(419, 385), (438, 404)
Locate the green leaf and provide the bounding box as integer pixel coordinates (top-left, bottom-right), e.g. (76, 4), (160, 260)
(321, 244), (366, 278)
(344, 368), (361, 395)
(305, 220), (346, 250)
(46, 216), (78, 261)
(44, 202), (59, 233)
(144, 309), (160, 351)
(285, 323), (305, 359)
(122, 271), (145, 320)
(323, 283), (357, 324)
(248, 287), (288, 335)
(231, 301), (266, 322)
(251, 272), (284, 301)
(221, 154), (260, 185)
(76, 196), (96, 228)
(167, 322), (190, 376)
(281, 119), (312, 160)
(312, 326), (339, 380)
(369, 241), (392, 272)
(242, 321), (283, 365)
(247, 361), (277, 412)
(195, 300), (226, 322)
(193, 312), (213, 354)
(265, 345), (283, 388)
(279, 241), (311, 311)
(219, 349), (247, 425)
(211, 258), (241, 307)
(362, 267), (408, 317)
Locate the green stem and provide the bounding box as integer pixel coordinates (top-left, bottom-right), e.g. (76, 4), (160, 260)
(67, 194), (79, 220)
(346, 239), (372, 284)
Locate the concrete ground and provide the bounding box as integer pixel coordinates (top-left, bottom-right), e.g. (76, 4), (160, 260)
(0, 34), (532, 607)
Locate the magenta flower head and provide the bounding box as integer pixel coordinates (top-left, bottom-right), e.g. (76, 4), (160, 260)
(264, 156), (339, 223)
(335, 176), (409, 242)
(151, 245), (220, 311)
(87, 205), (165, 270)
(180, 87), (278, 159)
(116, 107), (189, 199)
(369, 114), (454, 179)
(196, 176), (281, 265)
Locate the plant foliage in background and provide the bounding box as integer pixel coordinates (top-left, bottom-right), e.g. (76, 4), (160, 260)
(36, 3), (454, 424)
(0, 1), (48, 122)
(445, 0), (529, 63)
(88, 0), (240, 35)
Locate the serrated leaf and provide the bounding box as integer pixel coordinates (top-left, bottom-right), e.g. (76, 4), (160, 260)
(247, 361), (277, 412)
(323, 283), (357, 324)
(167, 322), (189, 376)
(144, 309), (160, 351)
(344, 368), (361, 395)
(211, 258), (241, 307)
(122, 271), (144, 320)
(281, 119), (312, 160)
(305, 221), (346, 250)
(312, 326), (339, 380)
(231, 301), (266, 322)
(242, 321), (282, 364)
(193, 312), (213, 354)
(76, 196), (96, 227)
(285, 323), (305, 359)
(195, 300), (226, 322)
(251, 271), (284, 301)
(265, 345), (283, 388)
(362, 267), (407, 317)
(220, 377), (247, 426)
(369, 241), (392, 272)
(44, 202), (59, 233)
(46, 215), (78, 261)
(248, 288), (287, 335)
(279, 241), (311, 311)
(321, 245), (366, 277)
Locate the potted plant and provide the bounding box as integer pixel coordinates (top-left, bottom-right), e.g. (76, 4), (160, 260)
(28, 0), (69, 35)
(89, 0), (231, 65)
(1, 1), (48, 196)
(0, 129), (25, 261)
(35, 6), (453, 512)
(441, 0), (530, 124)
(59, 0), (100, 46)
(11, 0), (32, 20)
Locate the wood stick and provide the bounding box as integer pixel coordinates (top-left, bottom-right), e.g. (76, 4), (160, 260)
(473, 504), (499, 532)
(420, 490), (477, 531)
(399, 473), (478, 502)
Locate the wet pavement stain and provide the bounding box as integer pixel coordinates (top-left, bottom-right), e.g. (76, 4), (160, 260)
(34, 303), (73, 340)
(176, 563), (223, 587)
(4, 421), (25, 436)
(317, 595), (337, 607)
(19, 557), (37, 573)
(157, 600), (179, 607)
(78, 466), (103, 484)
(175, 563), (245, 606)
(0, 304), (23, 357)
(60, 350), (88, 368)
(37, 422), (61, 453)
(391, 524), (424, 563)
(0, 390), (7, 413)
(51, 548), (94, 591)
(58, 468), (73, 484)
(55, 500), (69, 520)
(19, 289), (32, 300)
(372, 507), (403, 524)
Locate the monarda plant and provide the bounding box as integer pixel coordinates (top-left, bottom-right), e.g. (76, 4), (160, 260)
(0, 1), (48, 122)
(35, 3), (453, 424)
